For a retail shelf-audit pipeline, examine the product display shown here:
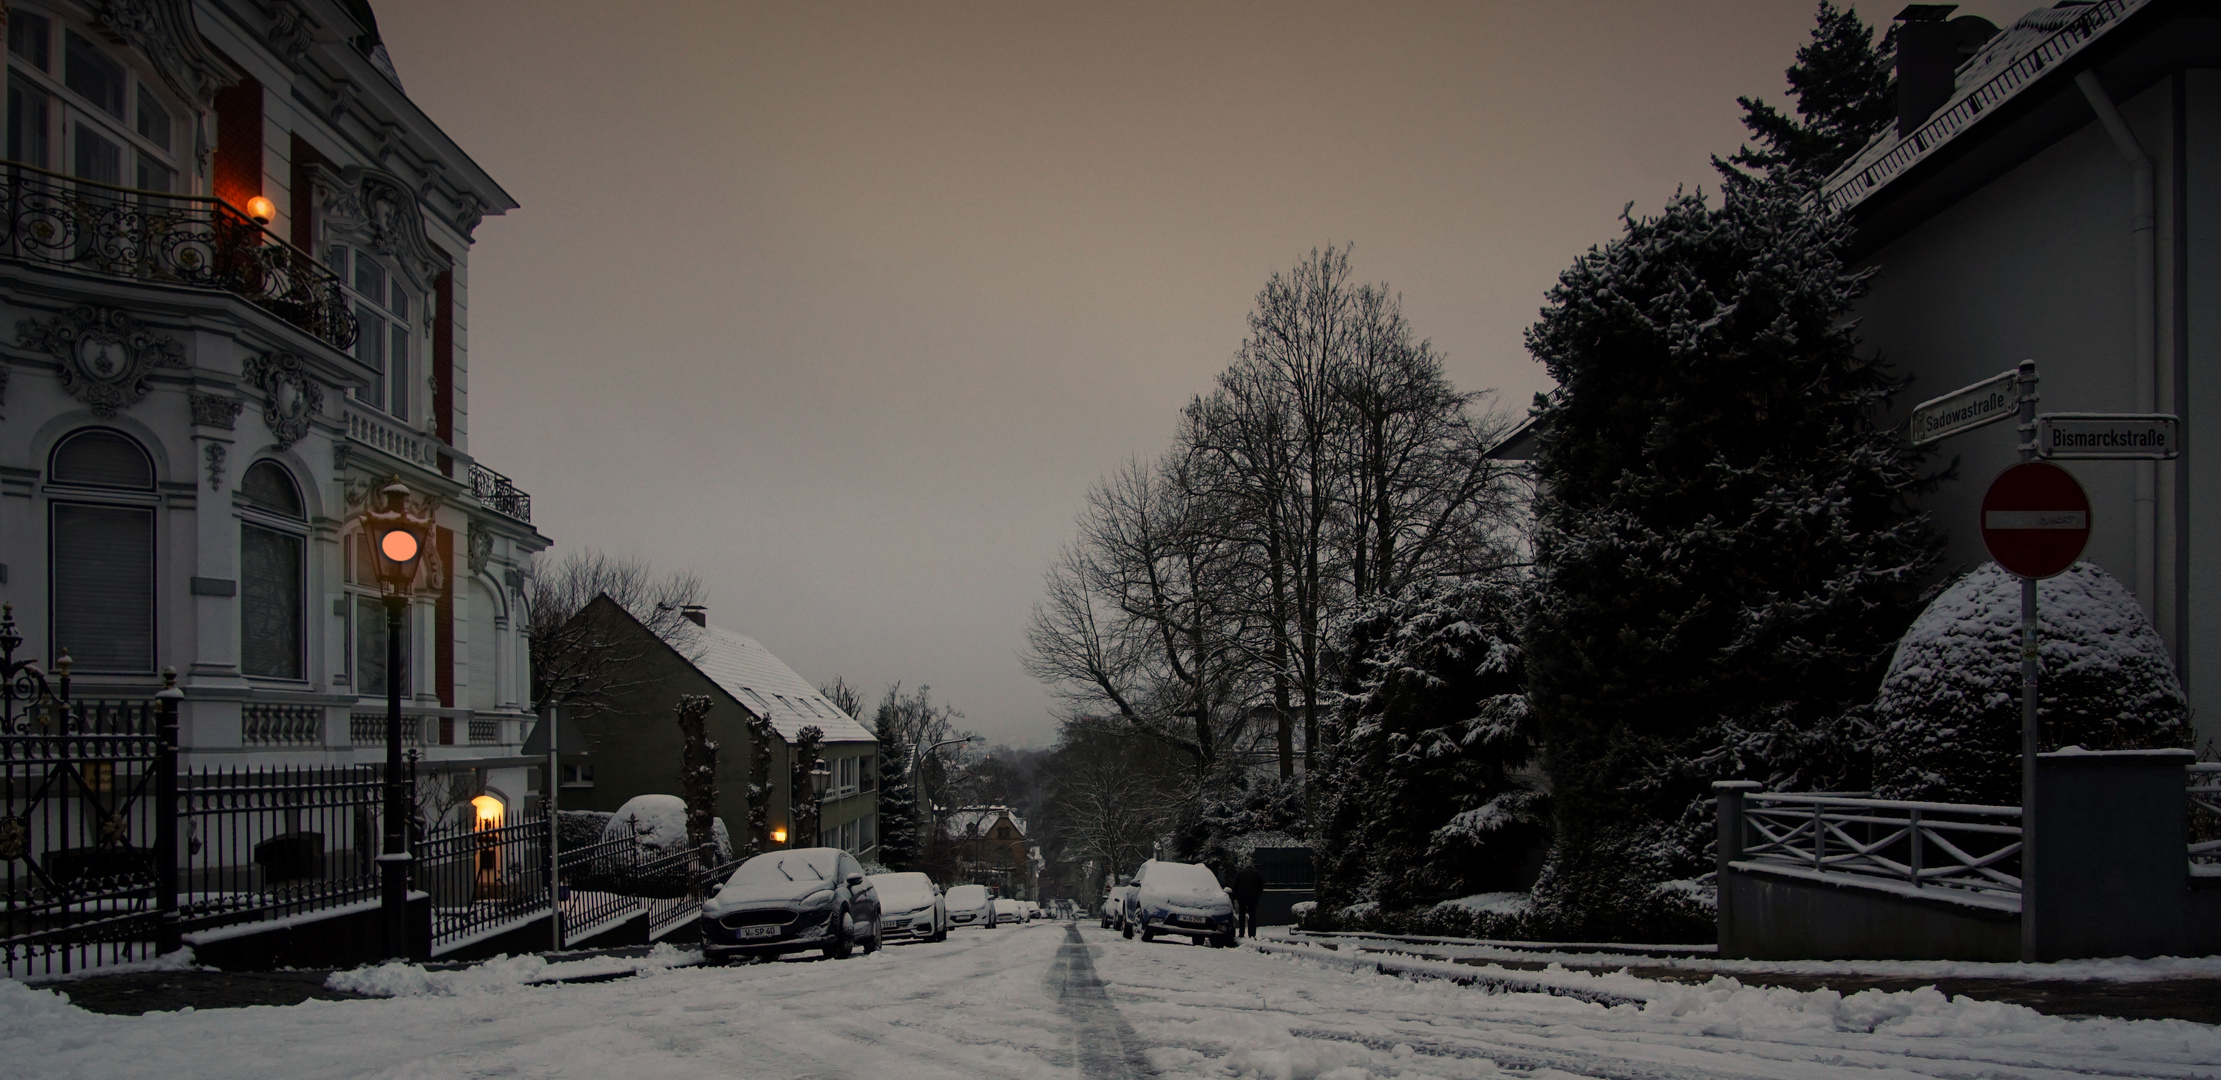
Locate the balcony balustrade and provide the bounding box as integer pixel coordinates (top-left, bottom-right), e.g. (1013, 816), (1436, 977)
(344, 407), (444, 471)
(468, 463), (532, 525)
(2, 161), (357, 350)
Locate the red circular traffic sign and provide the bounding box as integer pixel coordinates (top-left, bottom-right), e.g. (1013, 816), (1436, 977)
(1981, 462), (2090, 579)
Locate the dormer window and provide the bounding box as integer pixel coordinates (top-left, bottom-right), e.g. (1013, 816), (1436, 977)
(3, 9), (180, 191)
(332, 245), (413, 421)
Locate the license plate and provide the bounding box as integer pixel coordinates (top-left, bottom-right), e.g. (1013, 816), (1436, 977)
(736, 924), (781, 939)
(1178, 915), (1208, 926)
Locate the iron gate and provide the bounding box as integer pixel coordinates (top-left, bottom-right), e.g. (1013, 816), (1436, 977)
(1, 603), (178, 979)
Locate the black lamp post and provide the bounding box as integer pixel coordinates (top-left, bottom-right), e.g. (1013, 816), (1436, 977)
(808, 758), (831, 846)
(366, 481), (431, 959)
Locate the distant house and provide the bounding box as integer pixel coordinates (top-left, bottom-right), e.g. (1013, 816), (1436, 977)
(1819, 0), (2218, 750)
(941, 805), (1035, 900)
(550, 596), (878, 856)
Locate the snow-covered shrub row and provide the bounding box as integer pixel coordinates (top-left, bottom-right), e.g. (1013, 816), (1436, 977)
(1872, 561), (2189, 804)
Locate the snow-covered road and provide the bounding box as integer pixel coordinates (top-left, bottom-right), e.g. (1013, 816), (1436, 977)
(5, 921), (2220, 1079)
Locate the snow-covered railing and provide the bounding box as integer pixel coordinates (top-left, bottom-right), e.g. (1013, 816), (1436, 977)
(1729, 789), (2023, 902)
(1819, 0), (2143, 215)
(2190, 764), (2221, 869)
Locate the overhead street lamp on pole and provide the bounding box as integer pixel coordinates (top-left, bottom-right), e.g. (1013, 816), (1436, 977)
(910, 733), (975, 843)
(366, 481), (432, 960)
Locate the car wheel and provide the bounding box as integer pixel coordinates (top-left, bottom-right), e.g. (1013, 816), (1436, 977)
(863, 919), (882, 954)
(704, 951), (732, 966)
(823, 910), (856, 960)
(1122, 921), (1134, 940)
(1140, 924), (1156, 943)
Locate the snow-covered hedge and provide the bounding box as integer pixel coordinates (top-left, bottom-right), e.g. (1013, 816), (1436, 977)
(1871, 561), (2189, 805)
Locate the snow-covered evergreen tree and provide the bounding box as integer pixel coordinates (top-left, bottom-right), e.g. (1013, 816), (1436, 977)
(1872, 561), (2190, 805)
(1314, 577), (1538, 913)
(874, 711), (922, 870)
(1719, 1), (1895, 186)
(1520, 181), (1939, 939)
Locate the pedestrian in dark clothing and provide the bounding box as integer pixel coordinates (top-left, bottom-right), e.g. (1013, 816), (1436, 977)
(1231, 866), (1266, 937)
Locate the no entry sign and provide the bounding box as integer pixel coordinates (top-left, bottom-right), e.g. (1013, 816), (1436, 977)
(1981, 462), (2090, 579)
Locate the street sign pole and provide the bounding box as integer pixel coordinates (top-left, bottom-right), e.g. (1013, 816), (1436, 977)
(2014, 361), (2040, 964)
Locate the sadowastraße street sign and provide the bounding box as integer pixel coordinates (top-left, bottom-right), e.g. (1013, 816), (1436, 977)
(2036, 413), (2180, 460)
(1909, 369), (2021, 446)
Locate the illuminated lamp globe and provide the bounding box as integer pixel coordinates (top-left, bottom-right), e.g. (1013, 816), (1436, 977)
(245, 196), (275, 224)
(380, 529), (420, 563)
(771, 826), (788, 845)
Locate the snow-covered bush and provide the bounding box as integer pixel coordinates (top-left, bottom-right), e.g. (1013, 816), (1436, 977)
(595, 794), (734, 898)
(1520, 177), (1939, 941)
(1871, 561), (2189, 805)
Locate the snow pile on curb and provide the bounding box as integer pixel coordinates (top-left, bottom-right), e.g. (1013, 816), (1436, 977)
(0, 978), (83, 1021)
(326, 944), (694, 997)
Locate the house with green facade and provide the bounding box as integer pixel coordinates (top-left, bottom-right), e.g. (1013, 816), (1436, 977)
(550, 595), (878, 857)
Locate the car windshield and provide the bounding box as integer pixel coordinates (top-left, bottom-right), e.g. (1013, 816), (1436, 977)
(946, 884), (989, 907)
(1141, 861), (1224, 902)
(870, 872), (936, 910)
(714, 848), (838, 904)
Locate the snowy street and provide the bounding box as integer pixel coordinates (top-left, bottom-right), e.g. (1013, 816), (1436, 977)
(7, 921), (2221, 1079)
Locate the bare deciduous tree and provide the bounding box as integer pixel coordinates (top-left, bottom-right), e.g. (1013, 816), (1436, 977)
(523, 549), (706, 714)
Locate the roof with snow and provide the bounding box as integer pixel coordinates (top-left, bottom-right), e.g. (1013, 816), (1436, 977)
(1822, 0), (2152, 215)
(941, 805), (1027, 839)
(664, 620), (875, 744)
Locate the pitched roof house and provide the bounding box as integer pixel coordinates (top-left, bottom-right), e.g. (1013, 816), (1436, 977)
(1823, 0), (2220, 749)
(553, 596), (879, 857)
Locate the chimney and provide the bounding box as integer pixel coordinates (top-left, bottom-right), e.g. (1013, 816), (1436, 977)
(680, 604), (707, 627)
(1894, 6), (1998, 137)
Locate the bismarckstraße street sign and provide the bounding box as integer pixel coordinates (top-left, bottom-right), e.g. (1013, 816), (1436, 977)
(2036, 413), (2180, 460)
(1910, 369), (2021, 445)
(1981, 461), (2090, 579)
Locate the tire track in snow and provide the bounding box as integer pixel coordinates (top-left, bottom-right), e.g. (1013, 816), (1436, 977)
(1049, 922), (1156, 1080)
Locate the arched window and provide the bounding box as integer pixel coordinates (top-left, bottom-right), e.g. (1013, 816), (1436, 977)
(239, 461), (306, 680)
(47, 428), (155, 672)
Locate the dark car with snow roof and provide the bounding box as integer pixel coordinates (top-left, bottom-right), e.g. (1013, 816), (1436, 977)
(700, 847), (882, 962)
(1124, 859), (1236, 947)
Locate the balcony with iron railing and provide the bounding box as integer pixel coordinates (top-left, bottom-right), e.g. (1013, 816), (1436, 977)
(468, 463), (532, 525)
(2, 161), (357, 351)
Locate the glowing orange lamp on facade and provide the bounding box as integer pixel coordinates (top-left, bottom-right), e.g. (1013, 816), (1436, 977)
(245, 196), (275, 224)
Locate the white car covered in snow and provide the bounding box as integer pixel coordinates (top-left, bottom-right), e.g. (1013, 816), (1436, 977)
(993, 897), (1027, 925)
(944, 883), (995, 930)
(1124, 859), (1235, 947)
(867, 871), (948, 943)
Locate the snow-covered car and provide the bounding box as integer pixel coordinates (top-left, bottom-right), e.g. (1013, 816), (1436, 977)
(867, 871), (947, 944)
(1099, 897), (1118, 928)
(993, 897), (1027, 925)
(700, 847), (882, 962)
(1117, 879), (1144, 934)
(1126, 859), (1235, 946)
(944, 883), (995, 930)
(1024, 902), (1043, 920)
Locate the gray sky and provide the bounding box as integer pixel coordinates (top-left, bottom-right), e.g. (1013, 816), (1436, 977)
(377, 0), (2038, 747)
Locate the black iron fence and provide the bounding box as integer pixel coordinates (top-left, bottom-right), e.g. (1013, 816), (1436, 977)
(2, 161), (357, 350)
(176, 764), (384, 936)
(419, 814), (550, 952)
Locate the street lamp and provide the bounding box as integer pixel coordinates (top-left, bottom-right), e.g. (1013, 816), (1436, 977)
(808, 758), (831, 846)
(910, 733), (975, 837)
(365, 481), (431, 959)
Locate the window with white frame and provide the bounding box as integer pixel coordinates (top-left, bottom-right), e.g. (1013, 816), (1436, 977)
(47, 429), (157, 672)
(341, 528), (411, 698)
(5, 8), (179, 190)
(328, 245), (414, 421)
(238, 462), (306, 680)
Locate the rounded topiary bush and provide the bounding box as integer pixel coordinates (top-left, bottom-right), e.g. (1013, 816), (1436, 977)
(600, 794), (734, 898)
(1871, 561), (2188, 805)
